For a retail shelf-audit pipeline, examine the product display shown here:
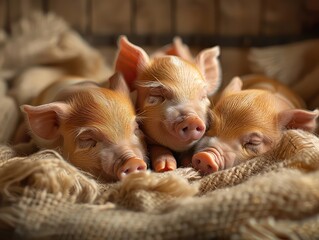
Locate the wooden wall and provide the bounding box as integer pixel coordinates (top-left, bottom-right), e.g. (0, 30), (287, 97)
(1, 0), (319, 47)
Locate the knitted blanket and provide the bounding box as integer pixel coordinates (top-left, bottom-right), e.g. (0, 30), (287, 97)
(1, 13), (319, 239)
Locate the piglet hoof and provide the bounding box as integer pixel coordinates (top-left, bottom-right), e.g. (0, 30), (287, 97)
(153, 158), (177, 173)
(192, 152), (219, 175)
(118, 158), (147, 180)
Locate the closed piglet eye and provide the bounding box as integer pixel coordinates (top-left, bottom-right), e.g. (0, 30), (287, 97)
(77, 137), (97, 149)
(243, 132), (263, 150)
(75, 128), (104, 151)
(147, 95), (164, 106)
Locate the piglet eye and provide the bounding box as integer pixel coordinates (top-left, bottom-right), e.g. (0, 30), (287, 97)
(243, 133), (263, 152)
(78, 138), (97, 149)
(147, 95), (165, 106)
(245, 140), (261, 147)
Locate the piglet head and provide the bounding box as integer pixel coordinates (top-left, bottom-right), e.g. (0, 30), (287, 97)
(192, 77), (319, 175)
(21, 73), (147, 182)
(115, 36), (221, 152)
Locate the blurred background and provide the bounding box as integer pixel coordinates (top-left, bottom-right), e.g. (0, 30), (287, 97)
(1, 0), (319, 82)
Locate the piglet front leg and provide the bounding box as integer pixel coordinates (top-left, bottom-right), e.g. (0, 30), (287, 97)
(149, 145), (177, 172)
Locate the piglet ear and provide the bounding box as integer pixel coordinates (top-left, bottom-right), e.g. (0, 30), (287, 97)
(221, 76), (243, 96)
(21, 103), (71, 141)
(195, 46), (221, 96)
(108, 72), (130, 97)
(151, 37), (194, 62)
(114, 35), (150, 91)
(278, 109), (319, 132)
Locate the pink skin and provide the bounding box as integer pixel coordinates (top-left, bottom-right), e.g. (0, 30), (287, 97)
(174, 116), (206, 142)
(117, 157), (147, 179)
(158, 102), (210, 151)
(191, 136), (237, 175)
(99, 140), (147, 181)
(149, 145), (177, 172)
(192, 149), (223, 174)
(146, 100), (209, 172)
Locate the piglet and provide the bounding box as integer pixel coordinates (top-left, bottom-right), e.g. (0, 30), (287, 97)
(115, 36), (221, 172)
(192, 75), (319, 175)
(20, 73), (147, 182)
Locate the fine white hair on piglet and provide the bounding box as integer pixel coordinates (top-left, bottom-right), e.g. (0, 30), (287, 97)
(136, 80), (165, 89)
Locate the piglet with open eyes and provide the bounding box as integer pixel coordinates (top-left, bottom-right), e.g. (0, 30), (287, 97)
(115, 36), (221, 172)
(20, 72), (147, 182)
(191, 75), (319, 175)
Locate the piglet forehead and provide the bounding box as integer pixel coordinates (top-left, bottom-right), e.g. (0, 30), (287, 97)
(210, 90), (278, 139)
(145, 56), (204, 82)
(65, 88), (137, 141)
(138, 56), (207, 98)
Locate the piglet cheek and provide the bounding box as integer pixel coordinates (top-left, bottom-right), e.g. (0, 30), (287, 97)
(100, 150), (117, 177)
(224, 153), (236, 169)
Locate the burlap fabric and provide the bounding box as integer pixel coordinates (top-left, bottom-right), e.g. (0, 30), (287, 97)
(0, 129), (319, 239)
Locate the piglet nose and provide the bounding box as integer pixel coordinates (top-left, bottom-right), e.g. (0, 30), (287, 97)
(176, 117), (206, 141)
(192, 152), (219, 175)
(117, 157), (147, 180)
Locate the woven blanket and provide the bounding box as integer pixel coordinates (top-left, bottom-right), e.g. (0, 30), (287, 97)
(1, 13), (319, 239)
(1, 130), (319, 239)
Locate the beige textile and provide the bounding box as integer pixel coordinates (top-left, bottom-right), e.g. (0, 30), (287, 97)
(249, 39), (319, 109)
(0, 129), (319, 239)
(1, 12), (111, 105)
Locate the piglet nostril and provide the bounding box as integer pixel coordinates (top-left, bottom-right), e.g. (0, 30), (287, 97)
(196, 126), (204, 132)
(182, 127), (188, 132)
(137, 165), (146, 171)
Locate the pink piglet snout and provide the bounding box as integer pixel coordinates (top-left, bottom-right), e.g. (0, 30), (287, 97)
(117, 157), (147, 180)
(175, 116), (206, 142)
(192, 148), (225, 175)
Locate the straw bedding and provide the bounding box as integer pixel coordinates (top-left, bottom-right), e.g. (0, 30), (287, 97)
(1, 13), (319, 239)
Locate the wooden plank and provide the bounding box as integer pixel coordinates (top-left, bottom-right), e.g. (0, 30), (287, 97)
(262, 0), (302, 35)
(135, 0), (171, 34)
(0, 0), (6, 29)
(303, 0), (319, 32)
(48, 0), (88, 33)
(219, 47), (250, 87)
(176, 0), (216, 34)
(219, 0), (262, 36)
(305, 0), (319, 11)
(91, 0), (131, 35)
